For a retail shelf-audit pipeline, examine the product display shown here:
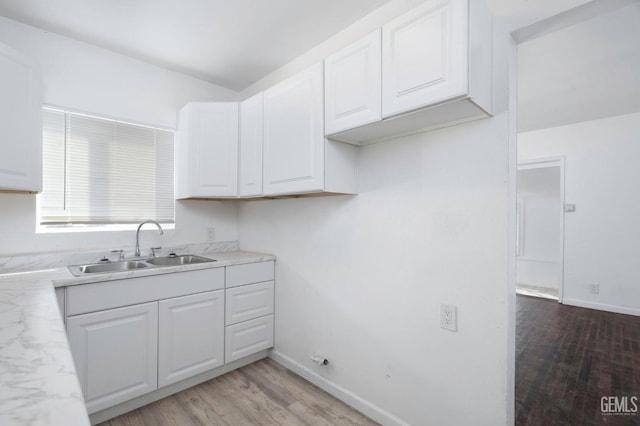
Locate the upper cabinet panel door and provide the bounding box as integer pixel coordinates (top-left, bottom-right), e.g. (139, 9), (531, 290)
(176, 102), (238, 198)
(0, 43), (41, 192)
(263, 63), (324, 196)
(239, 93), (263, 198)
(324, 30), (382, 135)
(382, 0), (468, 118)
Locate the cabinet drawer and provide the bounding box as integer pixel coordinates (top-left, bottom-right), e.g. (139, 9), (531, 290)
(226, 281), (274, 325)
(225, 315), (274, 362)
(67, 267), (224, 316)
(225, 261), (274, 288)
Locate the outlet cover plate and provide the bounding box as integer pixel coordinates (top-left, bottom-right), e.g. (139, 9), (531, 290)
(441, 304), (457, 332)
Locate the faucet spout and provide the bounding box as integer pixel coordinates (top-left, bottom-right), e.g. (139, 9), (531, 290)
(135, 220), (164, 257)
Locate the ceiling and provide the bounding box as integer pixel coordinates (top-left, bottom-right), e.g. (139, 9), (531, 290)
(517, 2), (640, 133)
(0, 0), (389, 91)
(1, 0), (633, 111)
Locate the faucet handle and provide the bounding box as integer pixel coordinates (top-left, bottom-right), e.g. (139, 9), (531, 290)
(110, 249), (125, 261)
(151, 247), (162, 258)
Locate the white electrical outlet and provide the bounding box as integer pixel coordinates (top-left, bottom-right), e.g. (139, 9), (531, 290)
(590, 284), (600, 294)
(207, 227), (215, 242)
(440, 304), (457, 332)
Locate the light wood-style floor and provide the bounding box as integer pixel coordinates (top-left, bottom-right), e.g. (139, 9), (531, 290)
(99, 358), (379, 426)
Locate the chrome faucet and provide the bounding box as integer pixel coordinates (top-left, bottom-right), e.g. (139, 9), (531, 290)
(135, 220), (164, 257)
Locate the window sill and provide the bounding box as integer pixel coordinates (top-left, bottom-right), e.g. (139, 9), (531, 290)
(36, 223), (175, 234)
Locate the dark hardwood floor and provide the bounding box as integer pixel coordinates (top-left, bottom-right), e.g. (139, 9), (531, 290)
(516, 295), (640, 426)
(99, 358), (379, 426)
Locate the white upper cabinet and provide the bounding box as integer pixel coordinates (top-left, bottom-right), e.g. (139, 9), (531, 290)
(0, 42), (41, 192)
(324, 30), (382, 135)
(326, 0), (492, 145)
(263, 62), (358, 196)
(382, 0), (467, 116)
(239, 93), (264, 198)
(176, 102), (238, 199)
(263, 63), (324, 196)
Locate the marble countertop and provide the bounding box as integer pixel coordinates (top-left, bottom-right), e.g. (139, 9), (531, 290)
(0, 269), (89, 426)
(0, 250), (274, 425)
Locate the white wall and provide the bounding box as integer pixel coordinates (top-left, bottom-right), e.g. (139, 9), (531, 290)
(0, 17), (239, 258)
(519, 112), (640, 315)
(240, 116), (510, 425)
(0, 16), (238, 129)
(0, 193), (239, 258)
(516, 167), (561, 289)
(237, 1), (515, 424)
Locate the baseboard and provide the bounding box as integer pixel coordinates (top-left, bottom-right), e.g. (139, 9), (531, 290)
(517, 280), (558, 290)
(268, 350), (409, 426)
(562, 299), (640, 316)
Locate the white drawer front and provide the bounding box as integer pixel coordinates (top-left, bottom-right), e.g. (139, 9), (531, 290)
(226, 261), (274, 288)
(225, 315), (274, 362)
(66, 267), (224, 316)
(226, 281), (274, 325)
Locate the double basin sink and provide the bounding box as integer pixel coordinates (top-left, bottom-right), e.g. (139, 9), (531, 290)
(68, 254), (216, 277)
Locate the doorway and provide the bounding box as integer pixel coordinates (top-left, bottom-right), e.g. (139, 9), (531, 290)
(510, 0), (640, 424)
(516, 159), (564, 301)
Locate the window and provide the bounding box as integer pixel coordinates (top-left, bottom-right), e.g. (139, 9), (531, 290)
(40, 108), (174, 227)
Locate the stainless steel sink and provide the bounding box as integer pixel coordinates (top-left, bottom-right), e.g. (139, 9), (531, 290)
(69, 260), (150, 276)
(67, 254), (216, 276)
(146, 255), (216, 266)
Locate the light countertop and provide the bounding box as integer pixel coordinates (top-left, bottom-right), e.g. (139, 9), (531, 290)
(0, 250), (274, 425)
(0, 268), (89, 426)
(53, 250), (275, 287)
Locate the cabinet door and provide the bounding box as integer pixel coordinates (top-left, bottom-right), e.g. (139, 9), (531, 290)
(177, 103), (238, 198)
(263, 63), (324, 196)
(225, 315), (274, 363)
(382, 0), (468, 118)
(239, 93), (263, 197)
(158, 290), (224, 387)
(0, 42), (41, 192)
(67, 302), (158, 414)
(325, 30), (382, 135)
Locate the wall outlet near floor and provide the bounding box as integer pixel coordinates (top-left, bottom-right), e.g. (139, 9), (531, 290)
(207, 227), (216, 242)
(589, 284), (600, 294)
(440, 304), (457, 332)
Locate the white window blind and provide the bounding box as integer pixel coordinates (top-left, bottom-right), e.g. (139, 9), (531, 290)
(40, 108), (175, 225)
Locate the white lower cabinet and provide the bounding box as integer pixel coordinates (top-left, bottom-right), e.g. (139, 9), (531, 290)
(225, 315), (274, 363)
(65, 261), (275, 419)
(224, 261), (275, 363)
(66, 302), (158, 414)
(158, 290), (224, 387)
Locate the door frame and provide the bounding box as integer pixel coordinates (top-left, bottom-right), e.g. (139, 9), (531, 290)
(516, 157), (566, 303)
